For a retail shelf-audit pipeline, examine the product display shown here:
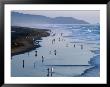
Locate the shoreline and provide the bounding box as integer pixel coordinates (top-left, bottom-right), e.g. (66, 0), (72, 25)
(80, 65), (100, 77)
(80, 54), (100, 77)
(11, 26), (50, 56)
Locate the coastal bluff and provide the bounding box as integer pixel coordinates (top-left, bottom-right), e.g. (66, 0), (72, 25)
(11, 26), (50, 56)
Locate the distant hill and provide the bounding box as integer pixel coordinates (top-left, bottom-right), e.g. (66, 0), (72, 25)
(11, 12), (89, 26)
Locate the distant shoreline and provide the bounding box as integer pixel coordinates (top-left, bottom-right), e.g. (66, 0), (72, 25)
(11, 26), (50, 56)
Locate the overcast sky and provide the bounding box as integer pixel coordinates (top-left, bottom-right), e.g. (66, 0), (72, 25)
(13, 10), (100, 24)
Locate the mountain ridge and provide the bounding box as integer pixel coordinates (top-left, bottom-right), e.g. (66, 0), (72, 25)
(11, 12), (89, 26)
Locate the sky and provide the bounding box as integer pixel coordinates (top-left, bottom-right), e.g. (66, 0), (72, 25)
(13, 10), (100, 24)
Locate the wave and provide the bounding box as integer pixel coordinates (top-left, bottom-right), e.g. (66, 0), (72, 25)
(80, 65), (100, 77)
(79, 55), (100, 77)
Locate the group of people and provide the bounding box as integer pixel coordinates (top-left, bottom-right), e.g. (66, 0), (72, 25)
(73, 44), (83, 50)
(51, 32), (63, 43)
(27, 30), (84, 76)
(49, 50), (57, 55)
(34, 49), (57, 63)
(52, 39), (56, 44)
(47, 67), (54, 77)
(66, 43), (83, 50)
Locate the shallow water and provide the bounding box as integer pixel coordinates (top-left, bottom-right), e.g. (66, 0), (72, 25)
(11, 24), (100, 77)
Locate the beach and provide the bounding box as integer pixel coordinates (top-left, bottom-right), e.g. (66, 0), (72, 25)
(11, 24), (100, 77)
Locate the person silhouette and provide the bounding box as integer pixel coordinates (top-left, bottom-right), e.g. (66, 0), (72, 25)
(49, 51), (51, 54)
(81, 45), (83, 49)
(47, 68), (49, 77)
(23, 60), (24, 68)
(42, 56), (44, 63)
(54, 50), (56, 55)
(50, 67), (54, 77)
(34, 62), (35, 69)
(28, 51), (29, 56)
(53, 39), (55, 43)
(61, 33), (63, 36)
(59, 37), (60, 41)
(35, 51), (37, 56)
(74, 44), (75, 47)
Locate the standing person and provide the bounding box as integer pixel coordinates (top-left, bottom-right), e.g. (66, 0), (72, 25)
(28, 51), (29, 56)
(74, 44), (75, 48)
(81, 44), (83, 50)
(53, 39), (55, 43)
(52, 39), (53, 44)
(23, 60), (24, 68)
(49, 51), (51, 54)
(47, 68), (49, 77)
(42, 56), (44, 63)
(54, 50), (56, 55)
(35, 53), (37, 56)
(59, 37), (60, 42)
(52, 39), (55, 44)
(35, 51), (37, 56)
(34, 62), (35, 69)
(51, 67), (54, 77)
(61, 33), (63, 36)
(52, 33), (56, 36)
